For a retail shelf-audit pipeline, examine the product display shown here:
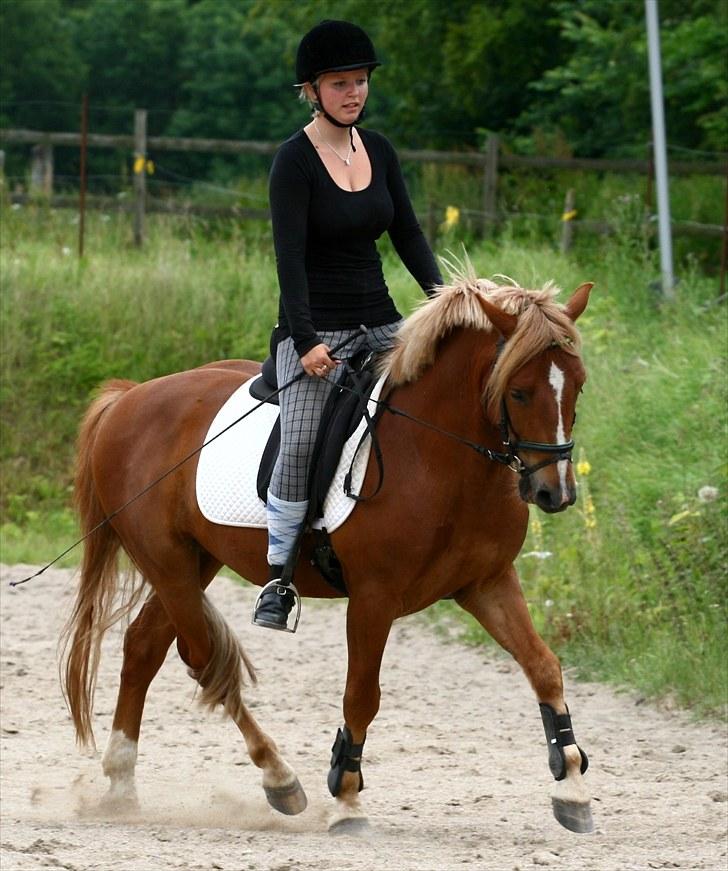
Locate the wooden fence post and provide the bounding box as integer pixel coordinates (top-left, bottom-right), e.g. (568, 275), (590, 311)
(426, 199), (437, 247)
(645, 140), (655, 213)
(720, 173), (727, 298)
(30, 143), (53, 196)
(561, 188), (576, 253)
(79, 94), (88, 258)
(483, 134), (499, 236)
(133, 109), (147, 247)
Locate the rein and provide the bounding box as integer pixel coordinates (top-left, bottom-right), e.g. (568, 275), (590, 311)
(338, 333), (576, 488)
(10, 328), (369, 588)
(337, 380), (573, 479)
(10, 329), (575, 587)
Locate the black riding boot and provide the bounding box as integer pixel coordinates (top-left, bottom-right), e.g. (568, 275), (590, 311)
(252, 565), (300, 632)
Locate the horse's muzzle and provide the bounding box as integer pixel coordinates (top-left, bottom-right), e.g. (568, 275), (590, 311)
(520, 477), (577, 513)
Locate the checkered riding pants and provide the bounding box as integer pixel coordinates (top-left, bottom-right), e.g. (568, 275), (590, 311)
(269, 321), (401, 502)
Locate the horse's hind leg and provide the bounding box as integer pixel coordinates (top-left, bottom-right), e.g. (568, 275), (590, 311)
(455, 567), (593, 834)
(101, 593), (175, 808)
(147, 560), (307, 816)
(189, 593), (307, 815)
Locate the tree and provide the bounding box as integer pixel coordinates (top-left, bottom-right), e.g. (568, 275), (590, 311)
(0, 0), (86, 130)
(515, 0), (728, 156)
(168, 0), (302, 142)
(72, 0), (187, 135)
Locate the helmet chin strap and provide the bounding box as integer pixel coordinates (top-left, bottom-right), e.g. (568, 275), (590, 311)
(312, 87), (365, 151)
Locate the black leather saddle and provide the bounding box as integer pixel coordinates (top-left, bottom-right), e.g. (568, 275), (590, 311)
(248, 357), (280, 405)
(254, 350), (381, 511)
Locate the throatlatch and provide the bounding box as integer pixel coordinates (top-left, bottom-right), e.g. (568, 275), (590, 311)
(539, 703), (589, 781)
(327, 726), (365, 796)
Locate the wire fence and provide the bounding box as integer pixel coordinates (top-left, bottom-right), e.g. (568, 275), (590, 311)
(1, 114), (726, 278)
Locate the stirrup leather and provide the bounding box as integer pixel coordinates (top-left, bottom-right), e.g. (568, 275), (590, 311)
(252, 579), (302, 633)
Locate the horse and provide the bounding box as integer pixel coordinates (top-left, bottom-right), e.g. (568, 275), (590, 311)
(61, 268), (595, 834)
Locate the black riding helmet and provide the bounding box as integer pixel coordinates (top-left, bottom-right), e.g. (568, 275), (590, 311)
(295, 20), (381, 84)
(295, 20), (381, 133)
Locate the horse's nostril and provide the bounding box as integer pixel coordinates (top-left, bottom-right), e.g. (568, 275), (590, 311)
(537, 489), (555, 508)
(536, 488), (568, 513)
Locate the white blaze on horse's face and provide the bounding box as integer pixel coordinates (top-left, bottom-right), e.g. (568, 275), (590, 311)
(548, 362), (570, 502)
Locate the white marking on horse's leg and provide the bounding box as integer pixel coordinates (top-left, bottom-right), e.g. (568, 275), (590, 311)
(101, 729), (139, 805)
(329, 771), (368, 831)
(552, 744), (590, 805)
(548, 362), (569, 502)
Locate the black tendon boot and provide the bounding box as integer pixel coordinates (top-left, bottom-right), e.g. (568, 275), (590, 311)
(252, 565), (301, 632)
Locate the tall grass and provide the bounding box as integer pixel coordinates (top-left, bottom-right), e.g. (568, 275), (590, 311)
(1, 200), (725, 716)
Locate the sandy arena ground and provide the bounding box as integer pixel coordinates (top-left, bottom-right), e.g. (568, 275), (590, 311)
(1, 563), (726, 871)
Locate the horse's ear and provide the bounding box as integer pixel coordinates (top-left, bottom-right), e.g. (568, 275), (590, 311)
(476, 294), (518, 339)
(564, 282), (594, 322)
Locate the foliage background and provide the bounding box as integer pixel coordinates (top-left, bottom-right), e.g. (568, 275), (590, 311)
(0, 0), (726, 716)
(1, 0), (726, 157)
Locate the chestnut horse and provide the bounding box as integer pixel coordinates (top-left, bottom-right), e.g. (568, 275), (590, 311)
(61, 271), (594, 834)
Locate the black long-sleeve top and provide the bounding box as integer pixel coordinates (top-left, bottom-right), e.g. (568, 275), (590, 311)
(269, 128), (442, 357)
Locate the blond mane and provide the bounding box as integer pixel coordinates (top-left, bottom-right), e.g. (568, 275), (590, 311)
(380, 257), (582, 415)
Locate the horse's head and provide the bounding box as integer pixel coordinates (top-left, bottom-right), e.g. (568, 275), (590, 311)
(478, 283), (593, 513)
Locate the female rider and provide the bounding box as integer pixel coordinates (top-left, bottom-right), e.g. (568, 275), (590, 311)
(253, 20), (442, 631)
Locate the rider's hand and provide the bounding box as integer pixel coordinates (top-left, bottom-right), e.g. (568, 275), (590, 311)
(301, 344), (340, 378)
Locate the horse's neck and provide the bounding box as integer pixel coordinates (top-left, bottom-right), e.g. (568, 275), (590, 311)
(381, 327), (505, 481)
(386, 326), (519, 520)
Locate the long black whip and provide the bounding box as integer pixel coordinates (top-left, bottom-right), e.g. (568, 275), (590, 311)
(9, 327), (368, 588)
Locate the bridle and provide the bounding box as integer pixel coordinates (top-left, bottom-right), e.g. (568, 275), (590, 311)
(349, 380), (575, 488)
(494, 396), (575, 478)
(371, 337), (576, 481)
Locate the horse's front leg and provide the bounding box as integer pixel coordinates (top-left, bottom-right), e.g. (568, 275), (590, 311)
(455, 567), (593, 834)
(327, 591), (395, 834)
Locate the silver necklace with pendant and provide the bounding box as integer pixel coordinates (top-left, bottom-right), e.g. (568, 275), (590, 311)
(314, 120), (353, 166)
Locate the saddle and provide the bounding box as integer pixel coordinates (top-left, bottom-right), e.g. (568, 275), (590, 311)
(250, 350), (385, 593)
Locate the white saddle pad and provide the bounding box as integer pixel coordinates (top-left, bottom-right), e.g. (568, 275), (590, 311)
(196, 375), (387, 532)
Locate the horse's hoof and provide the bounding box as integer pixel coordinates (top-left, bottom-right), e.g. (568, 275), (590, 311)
(551, 797), (594, 834)
(264, 778), (308, 816)
(329, 816), (371, 836)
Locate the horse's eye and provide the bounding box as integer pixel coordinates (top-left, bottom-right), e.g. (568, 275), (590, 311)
(510, 389), (527, 403)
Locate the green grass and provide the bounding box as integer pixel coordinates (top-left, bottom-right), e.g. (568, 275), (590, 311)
(1, 199), (725, 718)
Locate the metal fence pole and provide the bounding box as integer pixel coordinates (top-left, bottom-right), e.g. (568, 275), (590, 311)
(645, 0), (675, 299)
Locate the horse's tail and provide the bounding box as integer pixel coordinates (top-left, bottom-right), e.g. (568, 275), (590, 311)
(60, 379), (144, 749)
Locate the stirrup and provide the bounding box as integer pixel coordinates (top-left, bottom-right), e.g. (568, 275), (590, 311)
(252, 579), (302, 633)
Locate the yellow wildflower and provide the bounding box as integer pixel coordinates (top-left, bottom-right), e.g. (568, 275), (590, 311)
(576, 458), (591, 477)
(444, 205), (460, 229)
(133, 156), (155, 175)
